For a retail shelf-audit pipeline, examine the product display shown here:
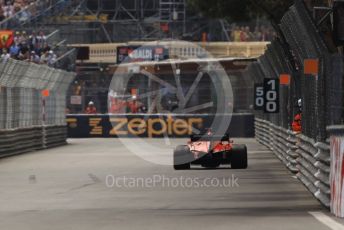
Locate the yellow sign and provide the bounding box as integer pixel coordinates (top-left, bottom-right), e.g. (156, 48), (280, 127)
(89, 118), (103, 135)
(110, 116), (203, 137)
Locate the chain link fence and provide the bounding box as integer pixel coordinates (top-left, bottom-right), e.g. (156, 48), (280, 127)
(247, 0), (343, 208)
(0, 58), (75, 156)
(248, 0), (343, 142)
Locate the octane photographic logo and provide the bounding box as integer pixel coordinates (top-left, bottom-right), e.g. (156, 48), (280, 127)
(108, 40), (234, 166)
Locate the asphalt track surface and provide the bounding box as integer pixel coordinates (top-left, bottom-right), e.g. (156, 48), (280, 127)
(0, 138), (343, 230)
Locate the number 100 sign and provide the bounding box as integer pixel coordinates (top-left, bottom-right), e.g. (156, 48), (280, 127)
(263, 78), (279, 113)
(254, 79), (280, 113)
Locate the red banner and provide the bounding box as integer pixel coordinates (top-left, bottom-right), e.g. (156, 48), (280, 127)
(0, 30), (14, 49)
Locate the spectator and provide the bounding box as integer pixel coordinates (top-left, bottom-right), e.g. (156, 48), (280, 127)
(29, 50), (39, 63)
(36, 31), (47, 51)
(73, 81), (82, 95)
(229, 23), (275, 42)
(292, 113), (302, 133)
(2, 1), (14, 18)
(47, 50), (57, 66)
(17, 48), (28, 60)
(13, 31), (20, 45)
(253, 26), (262, 41)
(0, 0), (40, 23)
(240, 26), (248, 41)
(292, 99), (302, 133)
(85, 101), (97, 114)
(29, 31), (37, 50)
(127, 95), (143, 114)
(0, 29), (57, 64)
(9, 42), (19, 57)
(245, 26), (253, 41)
(233, 26), (241, 42)
(19, 31), (27, 46)
(1, 48), (10, 61)
(40, 50), (49, 64)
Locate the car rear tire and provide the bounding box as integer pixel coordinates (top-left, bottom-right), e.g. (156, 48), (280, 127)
(231, 144), (248, 169)
(173, 145), (191, 170)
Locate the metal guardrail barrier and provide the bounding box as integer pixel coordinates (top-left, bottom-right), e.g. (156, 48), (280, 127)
(255, 118), (298, 173)
(0, 58), (75, 157)
(255, 118), (330, 208)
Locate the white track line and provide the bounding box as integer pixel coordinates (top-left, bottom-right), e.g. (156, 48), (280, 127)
(309, 212), (344, 230)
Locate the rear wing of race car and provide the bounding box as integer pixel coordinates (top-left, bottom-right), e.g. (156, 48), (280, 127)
(190, 134), (230, 142)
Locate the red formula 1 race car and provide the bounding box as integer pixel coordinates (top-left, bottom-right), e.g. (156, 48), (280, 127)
(173, 131), (248, 170)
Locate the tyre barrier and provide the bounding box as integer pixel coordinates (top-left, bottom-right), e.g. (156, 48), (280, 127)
(0, 126), (69, 158)
(0, 58), (75, 158)
(0, 127), (43, 157)
(255, 118), (330, 208)
(43, 125), (68, 149)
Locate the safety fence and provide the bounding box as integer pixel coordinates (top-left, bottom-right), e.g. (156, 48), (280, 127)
(246, 0), (343, 208)
(0, 58), (75, 157)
